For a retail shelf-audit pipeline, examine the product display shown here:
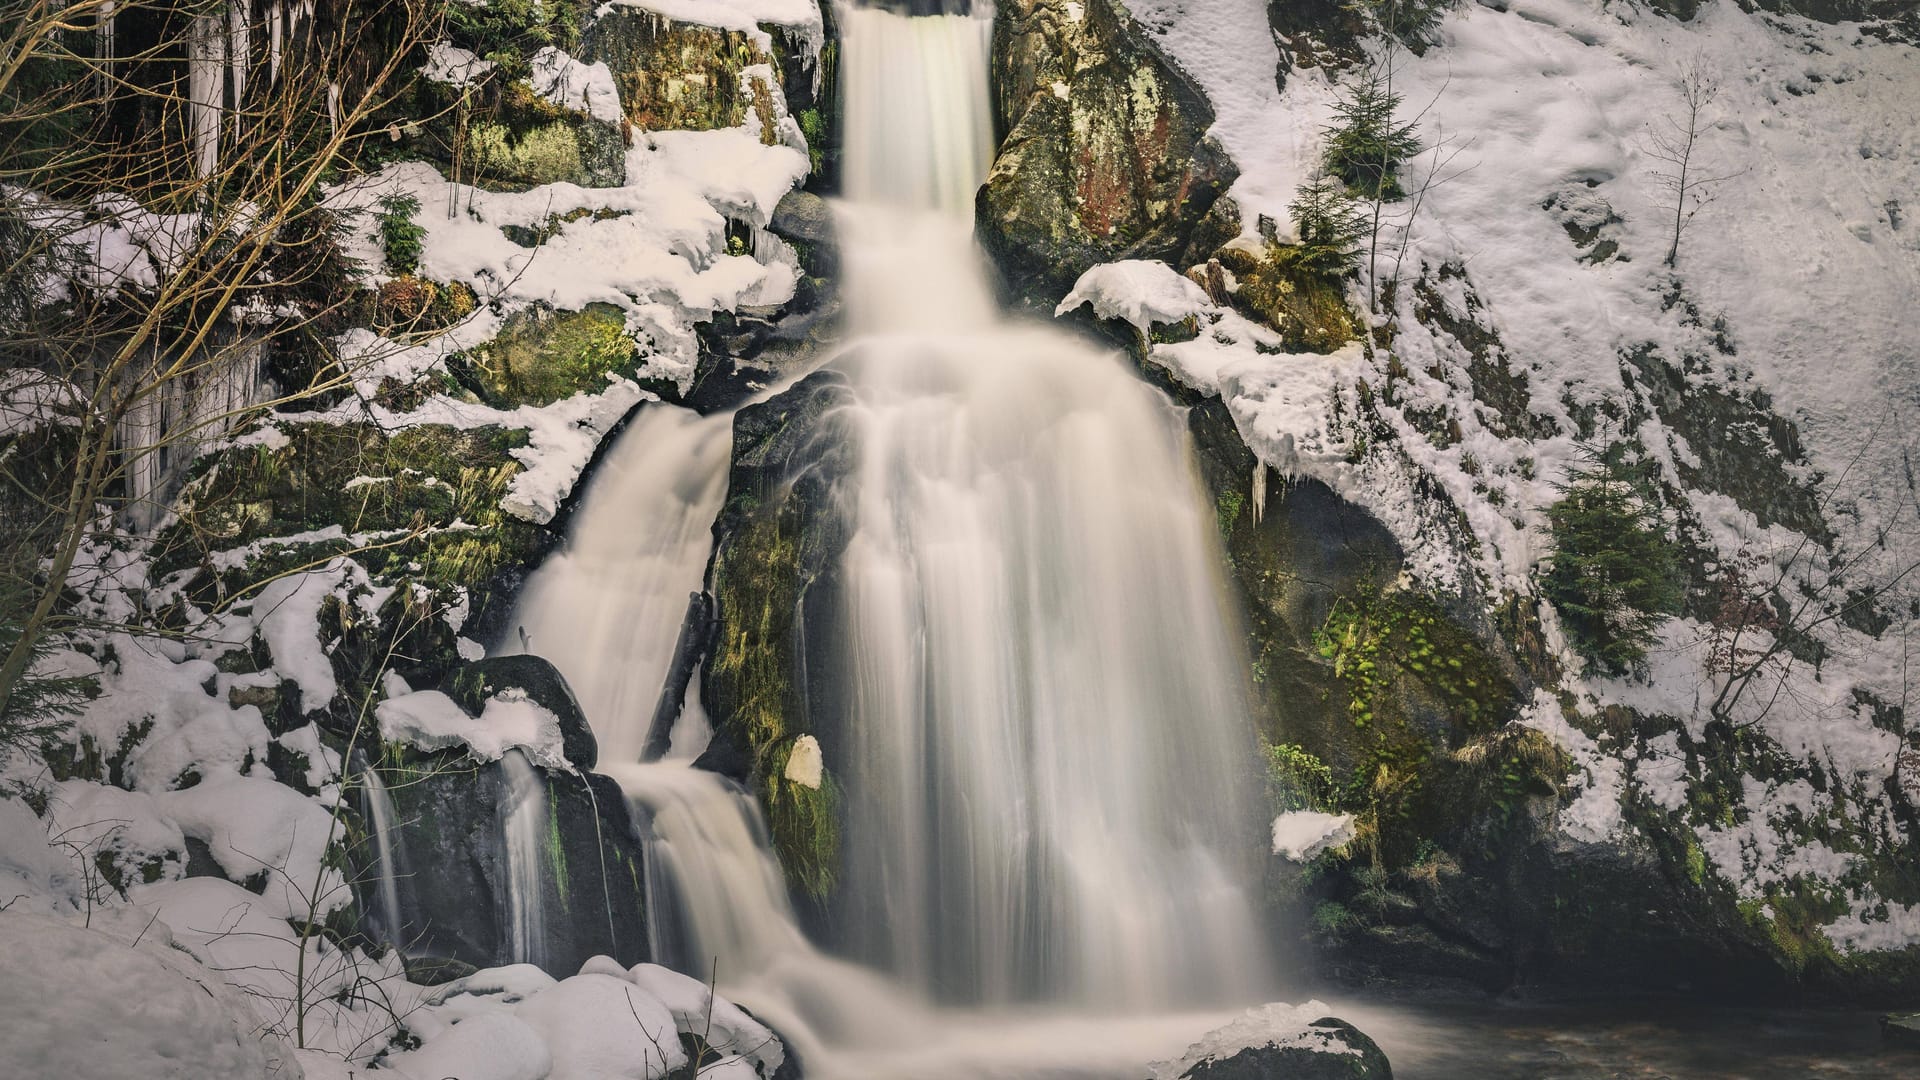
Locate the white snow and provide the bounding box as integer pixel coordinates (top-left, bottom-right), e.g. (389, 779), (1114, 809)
(376, 687), (570, 767)
(603, 0), (826, 61)
(1056, 259), (1211, 335)
(530, 46), (623, 123)
(1269, 810), (1355, 862)
(423, 41), (495, 88)
(253, 562), (355, 714)
(0, 911), (301, 1079)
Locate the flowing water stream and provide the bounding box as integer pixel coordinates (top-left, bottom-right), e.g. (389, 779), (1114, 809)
(506, 4), (1276, 1075)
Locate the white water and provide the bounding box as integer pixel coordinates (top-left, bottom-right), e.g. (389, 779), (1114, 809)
(506, 4), (1277, 1073)
(500, 749), (551, 968)
(509, 405), (733, 767)
(362, 765), (405, 945)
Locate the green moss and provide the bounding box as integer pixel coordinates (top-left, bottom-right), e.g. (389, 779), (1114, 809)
(545, 782), (571, 910)
(1215, 488), (1246, 539)
(452, 303), (639, 408)
(1314, 581), (1510, 733)
(761, 739), (840, 899)
(466, 120), (584, 188)
(1216, 243), (1361, 353)
(1267, 742), (1335, 812)
(710, 511), (802, 755)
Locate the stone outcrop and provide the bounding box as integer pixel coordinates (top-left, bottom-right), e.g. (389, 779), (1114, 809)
(979, 0), (1235, 309)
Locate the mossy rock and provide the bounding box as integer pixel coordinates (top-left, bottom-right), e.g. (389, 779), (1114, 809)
(979, 0), (1235, 309)
(153, 421), (550, 680)
(698, 369), (858, 895)
(451, 302), (640, 408)
(583, 10), (768, 134)
(1215, 243), (1360, 354)
(357, 750), (650, 975)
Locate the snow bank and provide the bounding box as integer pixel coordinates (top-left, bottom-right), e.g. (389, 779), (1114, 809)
(0, 911), (300, 1079)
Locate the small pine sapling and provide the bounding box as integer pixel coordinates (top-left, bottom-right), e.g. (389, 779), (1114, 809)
(1543, 443), (1685, 674)
(1285, 169), (1368, 278)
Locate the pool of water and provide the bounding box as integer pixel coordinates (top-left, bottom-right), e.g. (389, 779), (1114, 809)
(1327, 995), (1916, 1079)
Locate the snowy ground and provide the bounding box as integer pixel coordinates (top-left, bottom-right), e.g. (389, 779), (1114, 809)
(1079, 0), (1920, 950)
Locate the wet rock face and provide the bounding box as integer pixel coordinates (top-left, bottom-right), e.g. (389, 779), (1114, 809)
(365, 754), (648, 980)
(979, 0), (1235, 309)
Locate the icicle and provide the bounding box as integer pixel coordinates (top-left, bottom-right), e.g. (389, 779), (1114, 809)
(187, 15), (222, 178)
(268, 2), (282, 86)
(326, 81), (340, 134)
(96, 2), (116, 95)
(1251, 462), (1268, 526)
(228, 0), (250, 105)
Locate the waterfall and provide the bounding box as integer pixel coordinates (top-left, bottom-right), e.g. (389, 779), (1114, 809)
(508, 405), (733, 768)
(505, 2), (1277, 1071)
(362, 764), (406, 945)
(826, 5), (1273, 1008)
(500, 750), (551, 968)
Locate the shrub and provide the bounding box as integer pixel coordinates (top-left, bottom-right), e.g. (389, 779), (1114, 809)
(375, 193), (425, 276)
(1543, 443), (1685, 674)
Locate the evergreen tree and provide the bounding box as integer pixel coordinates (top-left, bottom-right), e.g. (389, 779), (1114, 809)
(1286, 169), (1367, 277)
(1323, 69), (1422, 201)
(1543, 444), (1685, 675)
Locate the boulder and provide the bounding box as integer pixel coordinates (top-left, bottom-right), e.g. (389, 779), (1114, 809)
(979, 0), (1234, 310)
(446, 654), (599, 771)
(1161, 1009), (1392, 1080)
(1883, 1013), (1920, 1049)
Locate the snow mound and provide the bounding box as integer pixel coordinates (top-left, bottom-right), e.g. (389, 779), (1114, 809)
(0, 911), (301, 1079)
(1056, 259), (1210, 334)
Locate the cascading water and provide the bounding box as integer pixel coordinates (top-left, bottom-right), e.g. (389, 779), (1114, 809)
(360, 762), (406, 945)
(826, 5), (1272, 1008)
(499, 749), (551, 968)
(507, 2), (1278, 1072)
(509, 405), (734, 766)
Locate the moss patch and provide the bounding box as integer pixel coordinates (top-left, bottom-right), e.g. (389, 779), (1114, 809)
(1216, 242), (1361, 353)
(452, 302), (640, 408)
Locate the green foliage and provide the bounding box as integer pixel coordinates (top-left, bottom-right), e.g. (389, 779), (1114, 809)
(445, 0), (583, 75)
(465, 121), (584, 188)
(1314, 581), (1505, 730)
(1322, 69), (1421, 200)
(1543, 443), (1685, 674)
(0, 614), (93, 765)
(797, 108), (828, 174)
(1266, 742), (1335, 812)
(376, 193), (426, 276)
(1286, 170), (1367, 278)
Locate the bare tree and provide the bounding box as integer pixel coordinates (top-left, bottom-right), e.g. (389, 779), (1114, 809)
(0, 0), (446, 726)
(1646, 61), (1743, 269)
